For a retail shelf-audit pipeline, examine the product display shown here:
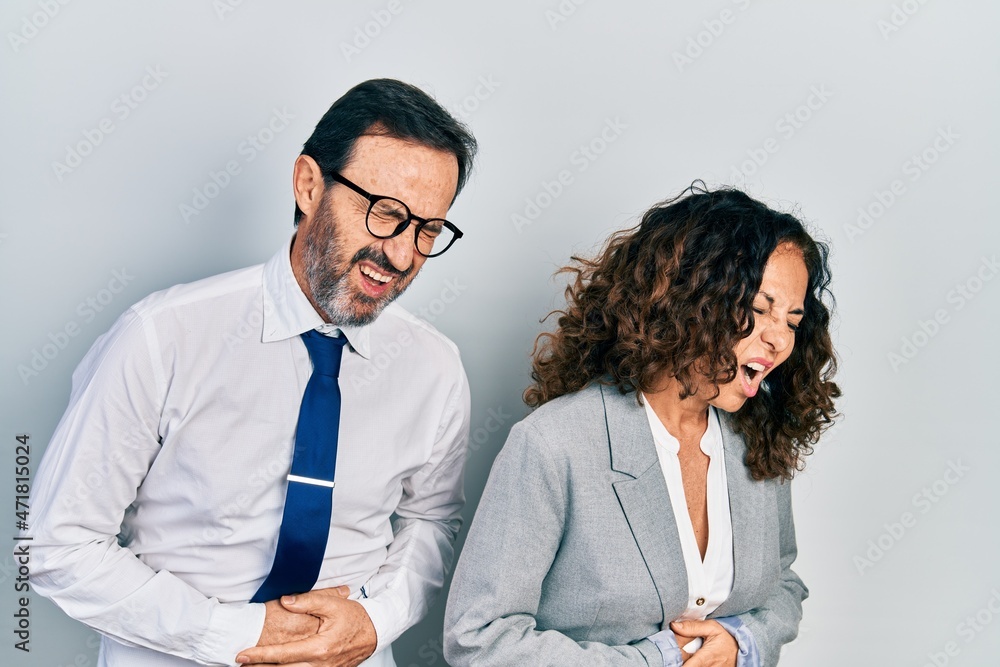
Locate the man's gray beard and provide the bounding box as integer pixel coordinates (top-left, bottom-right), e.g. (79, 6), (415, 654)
(301, 203), (401, 327)
(307, 265), (379, 327)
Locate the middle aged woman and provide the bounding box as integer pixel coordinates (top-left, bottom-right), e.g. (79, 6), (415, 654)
(444, 184), (841, 667)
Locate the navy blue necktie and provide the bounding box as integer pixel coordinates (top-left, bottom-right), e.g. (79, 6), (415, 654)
(252, 329), (348, 602)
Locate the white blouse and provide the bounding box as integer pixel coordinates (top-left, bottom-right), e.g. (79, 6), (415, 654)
(641, 396), (735, 646)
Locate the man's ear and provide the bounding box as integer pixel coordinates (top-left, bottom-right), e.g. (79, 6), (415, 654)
(293, 155), (326, 222)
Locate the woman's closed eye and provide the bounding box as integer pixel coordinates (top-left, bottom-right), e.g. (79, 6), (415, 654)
(753, 306), (800, 332)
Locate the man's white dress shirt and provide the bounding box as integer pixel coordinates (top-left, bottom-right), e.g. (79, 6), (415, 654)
(26, 234), (471, 667)
(641, 397), (735, 653)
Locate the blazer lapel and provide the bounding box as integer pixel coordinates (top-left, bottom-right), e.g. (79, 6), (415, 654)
(602, 384), (689, 625)
(709, 411), (773, 618)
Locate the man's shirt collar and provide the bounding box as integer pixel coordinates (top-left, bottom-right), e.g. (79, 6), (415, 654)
(261, 232), (372, 359)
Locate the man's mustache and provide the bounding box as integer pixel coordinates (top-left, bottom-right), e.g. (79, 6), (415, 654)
(351, 246), (411, 280)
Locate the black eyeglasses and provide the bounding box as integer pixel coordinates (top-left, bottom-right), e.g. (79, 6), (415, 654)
(329, 172), (463, 258)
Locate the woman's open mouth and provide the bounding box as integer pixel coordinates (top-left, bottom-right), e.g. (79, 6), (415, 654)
(739, 360), (770, 398)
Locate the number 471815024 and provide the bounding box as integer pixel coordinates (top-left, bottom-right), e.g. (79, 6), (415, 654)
(14, 434), (31, 530)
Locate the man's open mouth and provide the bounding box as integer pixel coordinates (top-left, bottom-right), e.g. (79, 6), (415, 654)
(360, 263), (393, 284)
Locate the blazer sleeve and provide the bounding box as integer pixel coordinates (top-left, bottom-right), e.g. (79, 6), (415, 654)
(734, 477), (809, 667)
(443, 420), (665, 667)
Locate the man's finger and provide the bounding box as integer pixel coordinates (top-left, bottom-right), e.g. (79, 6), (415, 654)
(236, 635), (322, 664)
(280, 585), (351, 613)
(671, 620), (720, 637)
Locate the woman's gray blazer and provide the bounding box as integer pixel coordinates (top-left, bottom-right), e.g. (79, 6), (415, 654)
(444, 382), (808, 667)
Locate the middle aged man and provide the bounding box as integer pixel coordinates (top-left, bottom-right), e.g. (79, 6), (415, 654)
(27, 78), (477, 667)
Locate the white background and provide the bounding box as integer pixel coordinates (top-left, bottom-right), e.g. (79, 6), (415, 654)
(2, 1), (998, 665)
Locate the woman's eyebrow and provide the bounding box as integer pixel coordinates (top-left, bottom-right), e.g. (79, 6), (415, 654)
(758, 291), (805, 315)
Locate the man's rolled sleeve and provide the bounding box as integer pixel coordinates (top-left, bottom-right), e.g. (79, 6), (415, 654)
(715, 616), (761, 667)
(647, 628), (684, 667)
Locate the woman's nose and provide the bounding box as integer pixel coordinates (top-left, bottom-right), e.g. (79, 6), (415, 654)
(760, 317), (792, 353)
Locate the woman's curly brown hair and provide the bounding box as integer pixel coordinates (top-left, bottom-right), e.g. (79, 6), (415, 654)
(524, 183), (841, 480)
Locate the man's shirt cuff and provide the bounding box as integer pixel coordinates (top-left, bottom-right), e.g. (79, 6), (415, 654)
(201, 600), (267, 666)
(356, 588), (407, 656)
